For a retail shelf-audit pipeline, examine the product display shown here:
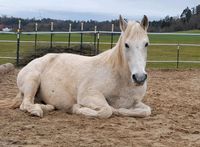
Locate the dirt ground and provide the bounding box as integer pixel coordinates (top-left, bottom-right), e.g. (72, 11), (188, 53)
(0, 69), (200, 147)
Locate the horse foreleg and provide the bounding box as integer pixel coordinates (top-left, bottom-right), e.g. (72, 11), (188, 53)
(113, 102), (151, 117)
(72, 103), (112, 118)
(72, 89), (112, 118)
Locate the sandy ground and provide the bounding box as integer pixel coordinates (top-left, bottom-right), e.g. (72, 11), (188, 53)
(0, 69), (200, 147)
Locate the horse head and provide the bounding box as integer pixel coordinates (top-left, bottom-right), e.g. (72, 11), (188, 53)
(119, 15), (149, 85)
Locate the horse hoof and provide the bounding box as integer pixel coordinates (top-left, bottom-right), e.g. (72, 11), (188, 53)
(19, 102), (27, 112)
(30, 109), (44, 117)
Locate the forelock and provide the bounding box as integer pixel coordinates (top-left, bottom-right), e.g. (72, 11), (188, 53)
(123, 21), (146, 39)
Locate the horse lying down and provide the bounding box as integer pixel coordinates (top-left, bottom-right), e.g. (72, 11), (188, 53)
(0, 15), (151, 118)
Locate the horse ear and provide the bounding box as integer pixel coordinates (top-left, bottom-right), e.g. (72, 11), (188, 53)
(141, 15), (149, 31)
(119, 15), (127, 32)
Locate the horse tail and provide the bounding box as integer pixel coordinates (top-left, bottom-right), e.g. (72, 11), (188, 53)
(0, 92), (23, 109)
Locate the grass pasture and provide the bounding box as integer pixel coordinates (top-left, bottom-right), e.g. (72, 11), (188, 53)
(0, 32), (199, 68)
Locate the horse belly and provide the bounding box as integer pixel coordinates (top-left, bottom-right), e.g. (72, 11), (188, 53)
(39, 73), (76, 111)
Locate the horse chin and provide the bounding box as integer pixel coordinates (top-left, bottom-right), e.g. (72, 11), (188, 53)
(135, 82), (145, 86)
(131, 80), (145, 87)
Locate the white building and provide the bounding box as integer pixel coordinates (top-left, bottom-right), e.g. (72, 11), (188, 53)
(2, 27), (12, 32)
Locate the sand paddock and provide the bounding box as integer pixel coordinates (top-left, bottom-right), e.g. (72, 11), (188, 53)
(0, 69), (200, 146)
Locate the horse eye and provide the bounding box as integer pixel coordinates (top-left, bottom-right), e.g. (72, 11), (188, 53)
(145, 43), (149, 47)
(125, 43), (129, 48)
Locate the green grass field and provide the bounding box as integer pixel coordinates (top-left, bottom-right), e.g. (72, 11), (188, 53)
(176, 29), (200, 33)
(0, 32), (200, 68)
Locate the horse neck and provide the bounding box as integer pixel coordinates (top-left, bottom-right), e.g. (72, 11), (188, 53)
(107, 35), (131, 78)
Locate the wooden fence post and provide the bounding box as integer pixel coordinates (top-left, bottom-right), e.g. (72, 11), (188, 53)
(80, 22), (84, 54)
(176, 43), (180, 68)
(97, 31), (100, 54)
(111, 24), (114, 48)
(68, 23), (71, 48)
(50, 22), (53, 48)
(93, 26), (97, 55)
(16, 20), (21, 66)
(34, 22), (38, 56)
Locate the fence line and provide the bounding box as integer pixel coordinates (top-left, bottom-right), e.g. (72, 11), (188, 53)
(1, 56), (200, 64)
(0, 40), (200, 47)
(1, 31), (200, 36)
(0, 57), (17, 59)
(147, 60), (200, 63)
(0, 20), (200, 68)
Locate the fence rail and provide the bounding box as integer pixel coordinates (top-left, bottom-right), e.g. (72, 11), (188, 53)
(1, 30), (200, 36)
(1, 56), (199, 64)
(0, 40), (200, 47)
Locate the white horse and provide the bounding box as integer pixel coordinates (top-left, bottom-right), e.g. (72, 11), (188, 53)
(0, 15), (151, 118)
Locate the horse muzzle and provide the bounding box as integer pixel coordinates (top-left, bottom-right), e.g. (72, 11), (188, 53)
(132, 73), (147, 85)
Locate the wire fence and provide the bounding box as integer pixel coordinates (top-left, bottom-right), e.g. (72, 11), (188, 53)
(0, 20), (200, 68)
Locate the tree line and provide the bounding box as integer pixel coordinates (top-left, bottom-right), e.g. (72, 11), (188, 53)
(149, 4), (200, 32)
(0, 4), (200, 32)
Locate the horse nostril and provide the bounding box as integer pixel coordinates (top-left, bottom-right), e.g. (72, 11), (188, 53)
(144, 74), (147, 81)
(132, 74), (137, 81)
(140, 74), (147, 83)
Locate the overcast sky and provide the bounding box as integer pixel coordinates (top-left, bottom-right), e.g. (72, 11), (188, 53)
(0, 0), (199, 21)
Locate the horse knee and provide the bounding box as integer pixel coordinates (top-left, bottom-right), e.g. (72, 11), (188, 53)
(141, 104), (151, 117)
(144, 106), (151, 117)
(137, 106), (151, 117)
(97, 106), (113, 118)
(134, 102), (151, 117)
